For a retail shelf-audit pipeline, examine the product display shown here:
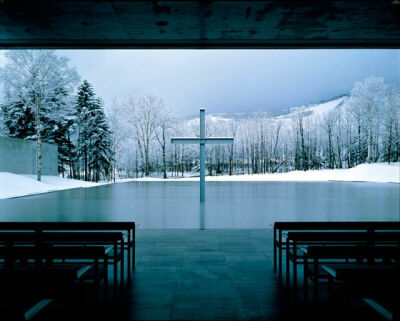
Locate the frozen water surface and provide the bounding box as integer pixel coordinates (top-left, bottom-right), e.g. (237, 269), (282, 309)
(0, 181), (398, 228)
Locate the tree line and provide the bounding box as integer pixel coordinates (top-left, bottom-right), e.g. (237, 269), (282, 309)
(109, 77), (399, 179)
(1, 50), (399, 181)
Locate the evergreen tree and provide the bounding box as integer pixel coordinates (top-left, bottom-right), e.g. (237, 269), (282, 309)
(88, 98), (113, 182)
(1, 99), (36, 139)
(75, 80), (97, 180)
(43, 86), (77, 176)
(75, 80), (112, 182)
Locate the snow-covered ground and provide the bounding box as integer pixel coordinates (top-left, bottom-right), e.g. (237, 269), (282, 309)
(123, 163), (400, 184)
(0, 173), (109, 199)
(0, 163), (398, 199)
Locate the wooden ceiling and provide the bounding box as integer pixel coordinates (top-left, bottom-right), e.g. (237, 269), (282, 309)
(0, 1), (399, 48)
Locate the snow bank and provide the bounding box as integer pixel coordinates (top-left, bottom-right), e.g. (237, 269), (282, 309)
(126, 163), (400, 184)
(0, 172), (109, 199)
(0, 163), (397, 199)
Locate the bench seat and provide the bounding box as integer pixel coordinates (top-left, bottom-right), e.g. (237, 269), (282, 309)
(0, 265), (91, 281)
(321, 264), (400, 302)
(0, 298), (53, 321)
(363, 298), (400, 321)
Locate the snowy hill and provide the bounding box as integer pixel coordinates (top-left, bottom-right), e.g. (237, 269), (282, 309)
(277, 96), (346, 121)
(184, 96), (347, 125)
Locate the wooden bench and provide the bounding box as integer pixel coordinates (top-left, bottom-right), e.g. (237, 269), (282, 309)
(303, 245), (400, 300)
(0, 265), (90, 320)
(0, 298), (53, 321)
(0, 221), (136, 276)
(273, 221), (400, 278)
(286, 231), (400, 289)
(363, 298), (400, 321)
(0, 231), (125, 286)
(0, 265), (91, 283)
(321, 264), (400, 302)
(0, 222), (136, 318)
(0, 245), (109, 299)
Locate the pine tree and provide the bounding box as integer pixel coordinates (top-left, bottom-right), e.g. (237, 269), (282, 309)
(75, 80), (113, 182)
(75, 80), (97, 180)
(88, 98), (113, 182)
(39, 85), (77, 176)
(1, 98), (36, 139)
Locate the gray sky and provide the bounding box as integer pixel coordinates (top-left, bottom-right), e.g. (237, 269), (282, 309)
(2, 50), (400, 116)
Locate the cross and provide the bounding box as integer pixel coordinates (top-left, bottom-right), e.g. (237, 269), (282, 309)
(171, 108), (234, 202)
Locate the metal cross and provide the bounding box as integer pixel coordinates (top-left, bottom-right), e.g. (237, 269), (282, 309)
(171, 108), (234, 202)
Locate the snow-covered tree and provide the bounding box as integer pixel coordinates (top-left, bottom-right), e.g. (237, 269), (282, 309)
(124, 94), (161, 177)
(75, 80), (112, 181)
(154, 105), (172, 179)
(382, 86), (400, 163)
(106, 100), (128, 181)
(88, 99), (113, 182)
(348, 76), (387, 163)
(75, 80), (97, 180)
(81, 76), (399, 179)
(0, 50), (79, 180)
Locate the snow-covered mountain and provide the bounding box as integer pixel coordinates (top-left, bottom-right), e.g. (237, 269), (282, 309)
(185, 96), (348, 125)
(275, 96), (347, 122)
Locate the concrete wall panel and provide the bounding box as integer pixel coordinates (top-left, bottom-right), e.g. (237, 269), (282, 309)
(0, 137), (58, 175)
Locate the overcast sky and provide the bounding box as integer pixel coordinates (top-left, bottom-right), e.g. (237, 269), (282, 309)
(1, 50), (399, 116)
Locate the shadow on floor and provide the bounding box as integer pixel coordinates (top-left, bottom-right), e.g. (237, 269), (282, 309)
(36, 229), (383, 321)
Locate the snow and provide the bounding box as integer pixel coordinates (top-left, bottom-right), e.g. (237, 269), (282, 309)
(290, 97), (345, 118)
(0, 163), (397, 199)
(0, 173), (109, 199)
(273, 97), (346, 126)
(124, 163), (400, 184)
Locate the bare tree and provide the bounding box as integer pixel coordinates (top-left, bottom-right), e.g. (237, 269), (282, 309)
(155, 106), (172, 179)
(106, 99), (128, 182)
(349, 77), (387, 163)
(323, 111), (337, 168)
(124, 93), (161, 177)
(383, 86), (400, 163)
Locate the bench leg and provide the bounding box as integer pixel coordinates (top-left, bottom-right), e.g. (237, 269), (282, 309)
(327, 275), (333, 303)
(121, 240), (124, 287)
(278, 230), (282, 279)
(114, 244), (118, 289)
(132, 228), (135, 271)
(293, 241), (297, 296)
(104, 257), (108, 303)
(286, 240), (290, 285)
(274, 228), (277, 271)
(313, 259), (319, 302)
(94, 259), (99, 304)
(278, 245), (282, 279)
(304, 257), (308, 300)
(127, 230), (131, 278)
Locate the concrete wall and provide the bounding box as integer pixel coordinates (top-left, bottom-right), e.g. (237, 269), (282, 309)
(0, 136), (58, 175)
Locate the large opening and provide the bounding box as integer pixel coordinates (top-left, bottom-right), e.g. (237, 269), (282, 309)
(0, 49), (399, 321)
(0, 49), (398, 226)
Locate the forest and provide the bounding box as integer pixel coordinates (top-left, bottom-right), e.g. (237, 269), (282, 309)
(1, 50), (399, 181)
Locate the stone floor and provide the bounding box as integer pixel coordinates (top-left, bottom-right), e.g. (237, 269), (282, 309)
(128, 229), (280, 321)
(38, 229), (380, 320)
